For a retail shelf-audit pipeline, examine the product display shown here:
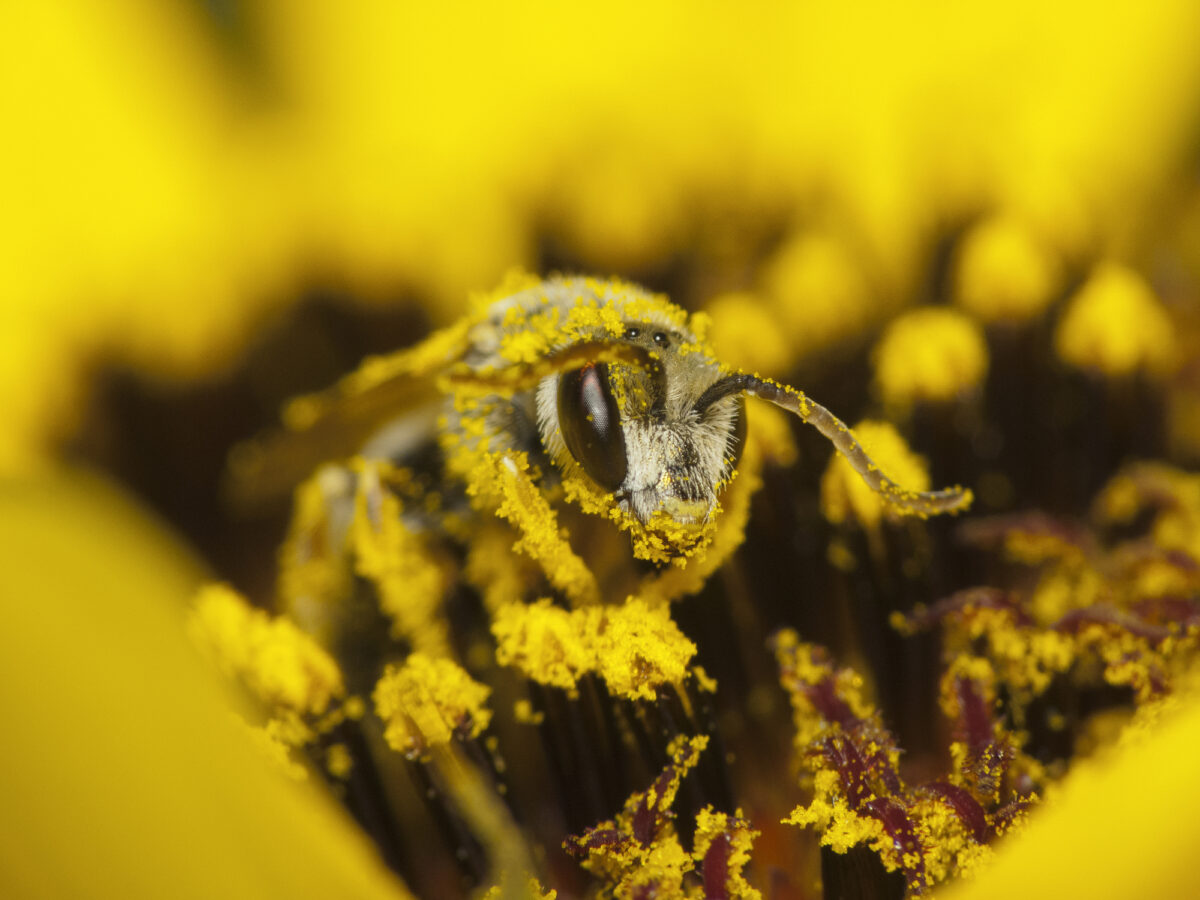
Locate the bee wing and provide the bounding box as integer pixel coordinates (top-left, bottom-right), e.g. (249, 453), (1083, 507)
(224, 319), (474, 511)
(225, 320), (664, 512)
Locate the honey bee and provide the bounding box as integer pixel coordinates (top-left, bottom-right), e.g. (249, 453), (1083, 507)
(230, 274), (970, 587)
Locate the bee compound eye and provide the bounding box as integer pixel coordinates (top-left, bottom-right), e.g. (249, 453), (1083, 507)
(557, 363), (628, 492)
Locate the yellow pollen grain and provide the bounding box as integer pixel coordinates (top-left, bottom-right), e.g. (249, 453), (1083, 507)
(513, 699), (545, 725)
(325, 743), (354, 780)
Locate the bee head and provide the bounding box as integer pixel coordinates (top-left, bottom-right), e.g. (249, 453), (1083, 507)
(543, 352), (746, 527)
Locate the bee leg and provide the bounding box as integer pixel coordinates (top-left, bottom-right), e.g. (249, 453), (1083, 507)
(278, 462), (360, 644)
(466, 452), (601, 607)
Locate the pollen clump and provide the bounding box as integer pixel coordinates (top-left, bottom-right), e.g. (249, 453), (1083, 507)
(969, 607), (1075, 702)
(953, 216), (1060, 322)
(691, 808), (762, 900)
(451, 423), (601, 605)
(373, 653), (493, 758)
(499, 304), (564, 364)
(190, 583), (358, 779)
(1054, 263), (1179, 379)
(492, 599), (593, 695)
(820, 420), (932, 529)
(783, 792), (885, 855)
(774, 631), (1018, 894)
(590, 598), (698, 701)
(492, 596), (699, 701)
(190, 583), (344, 717)
(1094, 462), (1200, 565)
(557, 464), (720, 567)
(873, 307), (988, 412)
(566, 735), (709, 898)
(911, 795), (995, 884)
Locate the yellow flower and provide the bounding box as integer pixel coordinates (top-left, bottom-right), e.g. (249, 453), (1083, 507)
(6, 2), (1200, 898)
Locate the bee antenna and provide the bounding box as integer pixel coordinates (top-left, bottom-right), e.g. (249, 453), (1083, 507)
(707, 372), (973, 517)
(693, 373), (752, 414)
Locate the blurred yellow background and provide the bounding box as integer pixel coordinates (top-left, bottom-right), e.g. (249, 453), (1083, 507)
(3, 0), (1199, 473)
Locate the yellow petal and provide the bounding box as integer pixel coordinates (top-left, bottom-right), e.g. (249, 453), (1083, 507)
(0, 470), (410, 899)
(942, 693), (1200, 899)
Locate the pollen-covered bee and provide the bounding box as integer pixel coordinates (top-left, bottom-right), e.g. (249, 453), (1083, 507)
(229, 274), (970, 640)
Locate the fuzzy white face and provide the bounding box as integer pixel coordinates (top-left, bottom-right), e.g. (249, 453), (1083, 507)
(615, 394), (745, 524)
(535, 321), (746, 526)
